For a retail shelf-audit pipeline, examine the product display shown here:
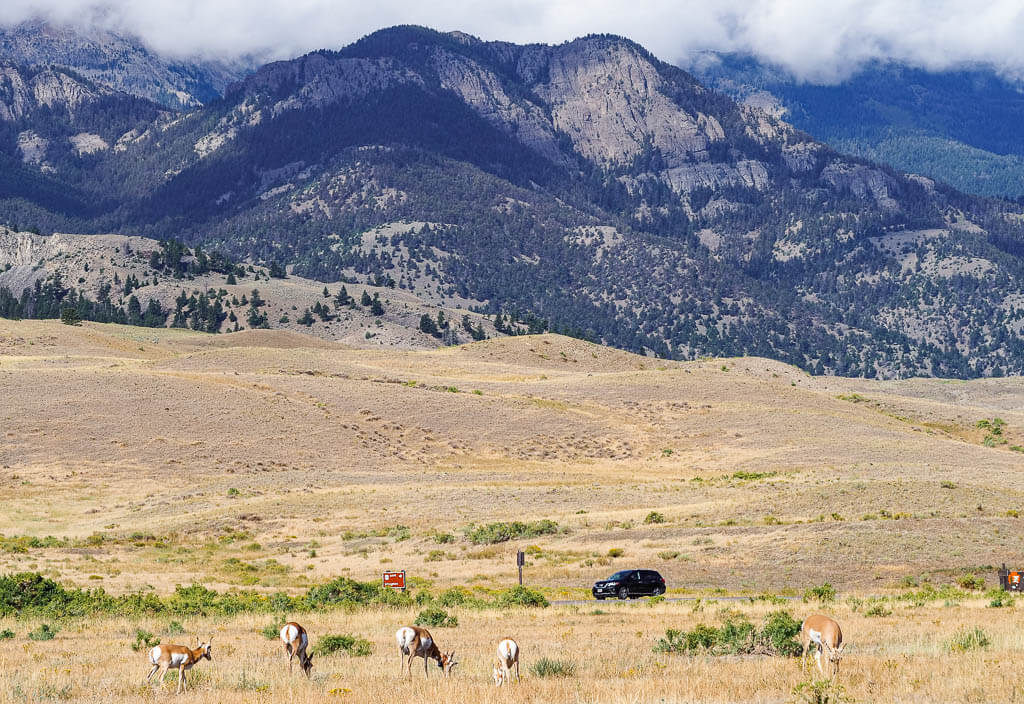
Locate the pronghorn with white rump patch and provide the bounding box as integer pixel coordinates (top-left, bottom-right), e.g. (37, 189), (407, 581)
(493, 638), (520, 686)
(800, 614), (845, 679)
(280, 621), (313, 678)
(145, 637), (213, 693)
(395, 625), (457, 678)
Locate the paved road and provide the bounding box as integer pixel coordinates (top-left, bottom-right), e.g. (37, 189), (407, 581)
(551, 595), (800, 606)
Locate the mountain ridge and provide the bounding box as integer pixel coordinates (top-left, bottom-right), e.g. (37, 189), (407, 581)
(1, 25), (1023, 378)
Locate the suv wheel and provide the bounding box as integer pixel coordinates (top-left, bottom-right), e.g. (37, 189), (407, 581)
(617, 586), (629, 600)
(656, 586), (666, 596)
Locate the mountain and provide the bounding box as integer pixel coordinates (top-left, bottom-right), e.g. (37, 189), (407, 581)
(2, 26), (1024, 379)
(0, 18), (252, 109)
(690, 52), (1024, 200)
(0, 225), (499, 346)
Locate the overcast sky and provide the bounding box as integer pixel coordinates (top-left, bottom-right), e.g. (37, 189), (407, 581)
(2, 0), (1023, 82)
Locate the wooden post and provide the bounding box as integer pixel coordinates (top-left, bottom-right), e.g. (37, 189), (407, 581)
(516, 550), (525, 586)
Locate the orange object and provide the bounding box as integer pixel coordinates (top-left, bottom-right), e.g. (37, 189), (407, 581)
(382, 571), (406, 589)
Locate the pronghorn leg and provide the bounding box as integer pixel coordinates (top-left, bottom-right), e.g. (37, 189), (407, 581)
(424, 654), (429, 678)
(145, 664), (159, 683)
(515, 660), (521, 682)
(814, 646), (824, 679)
(178, 665), (186, 694)
(155, 664), (169, 690)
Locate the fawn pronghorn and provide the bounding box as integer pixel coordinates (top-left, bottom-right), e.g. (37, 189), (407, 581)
(492, 638), (521, 686)
(280, 621), (313, 678)
(800, 614), (845, 679)
(145, 637), (213, 693)
(395, 625), (457, 678)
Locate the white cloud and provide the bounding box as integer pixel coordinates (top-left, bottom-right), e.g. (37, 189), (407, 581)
(3, 0), (1024, 82)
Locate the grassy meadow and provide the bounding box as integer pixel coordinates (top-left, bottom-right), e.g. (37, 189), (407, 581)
(2, 319), (1024, 702)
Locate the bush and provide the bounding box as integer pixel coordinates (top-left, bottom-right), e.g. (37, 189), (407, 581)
(644, 512), (666, 524)
(414, 607), (458, 628)
(495, 586), (549, 608)
(0, 629), (14, 639)
(803, 583), (837, 603)
(432, 532), (455, 544)
(607, 547), (624, 557)
(131, 628), (160, 652)
(465, 520), (559, 544)
(947, 626), (990, 652)
(864, 602), (893, 617)
(987, 589), (1014, 608)
(28, 623), (58, 641)
(261, 617), (286, 639)
(655, 610), (801, 656)
(166, 620), (185, 635)
(657, 551), (680, 560)
(957, 573), (985, 591)
(306, 576), (411, 609)
(313, 633), (372, 657)
(529, 657), (575, 677)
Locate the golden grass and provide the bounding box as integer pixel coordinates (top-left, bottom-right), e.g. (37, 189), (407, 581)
(4, 319), (1024, 700)
(2, 599), (1023, 703)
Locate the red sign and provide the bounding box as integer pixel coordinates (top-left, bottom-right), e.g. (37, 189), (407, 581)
(1011, 572), (1021, 588)
(382, 571), (406, 589)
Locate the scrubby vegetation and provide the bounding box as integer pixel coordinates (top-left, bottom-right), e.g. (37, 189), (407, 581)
(312, 633), (373, 657)
(655, 610), (802, 656)
(464, 520), (560, 544)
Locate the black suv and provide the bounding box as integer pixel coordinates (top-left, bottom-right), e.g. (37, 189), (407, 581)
(592, 569), (666, 600)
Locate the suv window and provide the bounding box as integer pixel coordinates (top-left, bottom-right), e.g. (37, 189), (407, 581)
(608, 570), (632, 581)
(640, 570), (661, 580)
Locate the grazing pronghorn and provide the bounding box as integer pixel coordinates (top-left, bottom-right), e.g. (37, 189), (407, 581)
(145, 637), (213, 693)
(493, 638), (521, 686)
(800, 614), (845, 679)
(280, 621), (314, 678)
(395, 625), (457, 678)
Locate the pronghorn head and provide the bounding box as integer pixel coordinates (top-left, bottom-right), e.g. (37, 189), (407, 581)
(440, 650), (458, 676)
(198, 637), (213, 661)
(827, 641), (845, 674)
(492, 663), (505, 686)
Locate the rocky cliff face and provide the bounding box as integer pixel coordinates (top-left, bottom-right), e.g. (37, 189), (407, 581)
(0, 63), (109, 122)
(0, 18), (251, 109)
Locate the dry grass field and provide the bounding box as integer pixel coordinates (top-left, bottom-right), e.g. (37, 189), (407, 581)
(2, 318), (1024, 702)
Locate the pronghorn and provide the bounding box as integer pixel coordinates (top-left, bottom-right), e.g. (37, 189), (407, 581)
(395, 625), (457, 678)
(493, 638), (520, 686)
(145, 637), (213, 693)
(800, 614), (845, 679)
(280, 621), (314, 678)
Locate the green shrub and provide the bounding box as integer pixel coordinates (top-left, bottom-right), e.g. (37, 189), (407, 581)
(306, 576), (411, 609)
(28, 623), (58, 641)
(130, 628), (160, 652)
(607, 547), (624, 557)
(803, 583), (837, 603)
(864, 602), (893, 617)
(261, 617), (286, 639)
(957, 573), (985, 591)
(657, 550), (680, 560)
(761, 610), (803, 656)
(495, 586), (549, 609)
(655, 610), (801, 656)
(529, 657), (575, 677)
(432, 532), (455, 544)
(414, 607), (458, 628)
(464, 520), (559, 544)
(644, 512), (666, 524)
(312, 633), (372, 657)
(987, 589), (1014, 608)
(0, 628), (14, 639)
(947, 626), (990, 652)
